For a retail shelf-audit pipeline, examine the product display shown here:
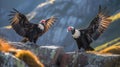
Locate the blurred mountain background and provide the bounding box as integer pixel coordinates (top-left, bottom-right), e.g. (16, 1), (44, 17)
(0, 0), (120, 52)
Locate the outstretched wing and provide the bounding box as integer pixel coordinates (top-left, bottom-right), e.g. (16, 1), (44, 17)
(86, 6), (112, 40)
(9, 8), (31, 37)
(43, 16), (56, 33)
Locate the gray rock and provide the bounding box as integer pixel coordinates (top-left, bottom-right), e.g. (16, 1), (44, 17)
(0, 52), (27, 67)
(60, 52), (120, 67)
(1, 42), (120, 67)
(7, 42), (64, 67)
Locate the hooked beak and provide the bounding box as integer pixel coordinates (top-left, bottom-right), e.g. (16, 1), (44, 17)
(67, 29), (69, 32)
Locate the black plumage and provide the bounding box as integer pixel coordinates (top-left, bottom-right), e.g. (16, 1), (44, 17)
(9, 9), (56, 43)
(67, 6), (112, 51)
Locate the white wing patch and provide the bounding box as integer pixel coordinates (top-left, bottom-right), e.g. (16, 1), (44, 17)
(38, 24), (44, 30)
(72, 30), (80, 38)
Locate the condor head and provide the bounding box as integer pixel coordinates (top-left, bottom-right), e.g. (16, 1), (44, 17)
(67, 26), (81, 38)
(40, 19), (46, 25)
(67, 26), (75, 33)
(38, 19), (46, 30)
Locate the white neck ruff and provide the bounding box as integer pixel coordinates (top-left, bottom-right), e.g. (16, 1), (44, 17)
(38, 24), (44, 30)
(72, 30), (80, 38)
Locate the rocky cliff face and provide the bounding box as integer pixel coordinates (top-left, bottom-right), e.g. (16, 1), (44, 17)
(0, 0), (120, 52)
(0, 42), (120, 67)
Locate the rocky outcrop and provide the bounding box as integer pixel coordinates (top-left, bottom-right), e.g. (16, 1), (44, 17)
(0, 52), (27, 67)
(5, 42), (65, 67)
(60, 52), (120, 67)
(0, 42), (120, 67)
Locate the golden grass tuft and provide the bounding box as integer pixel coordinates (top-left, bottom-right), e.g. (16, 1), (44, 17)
(0, 38), (44, 67)
(107, 12), (120, 22)
(95, 37), (120, 51)
(99, 45), (120, 54)
(15, 50), (44, 67)
(3, 25), (12, 29)
(0, 38), (15, 52)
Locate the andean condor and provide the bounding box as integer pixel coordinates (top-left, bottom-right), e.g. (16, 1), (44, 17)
(9, 9), (56, 43)
(67, 6), (113, 51)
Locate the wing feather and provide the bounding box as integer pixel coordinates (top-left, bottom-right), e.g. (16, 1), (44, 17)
(9, 9), (30, 37)
(43, 16), (56, 33)
(98, 15), (112, 33)
(86, 6), (112, 40)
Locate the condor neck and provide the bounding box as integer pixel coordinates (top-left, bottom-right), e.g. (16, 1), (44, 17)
(71, 29), (75, 34)
(38, 23), (44, 30)
(41, 23), (45, 26)
(72, 29), (81, 38)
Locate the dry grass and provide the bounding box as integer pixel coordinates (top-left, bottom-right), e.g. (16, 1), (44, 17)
(0, 38), (44, 67)
(15, 50), (44, 67)
(99, 45), (120, 54)
(95, 37), (120, 51)
(0, 38), (15, 52)
(107, 12), (120, 22)
(3, 25), (12, 29)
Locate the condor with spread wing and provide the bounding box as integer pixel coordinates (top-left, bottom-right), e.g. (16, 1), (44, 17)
(9, 9), (56, 43)
(67, 6), (112, 51)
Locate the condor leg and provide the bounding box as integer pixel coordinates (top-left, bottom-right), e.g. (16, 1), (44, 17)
(21, 38), (28, 43)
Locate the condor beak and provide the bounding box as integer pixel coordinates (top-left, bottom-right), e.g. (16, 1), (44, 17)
(67, 29), (69, 32)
